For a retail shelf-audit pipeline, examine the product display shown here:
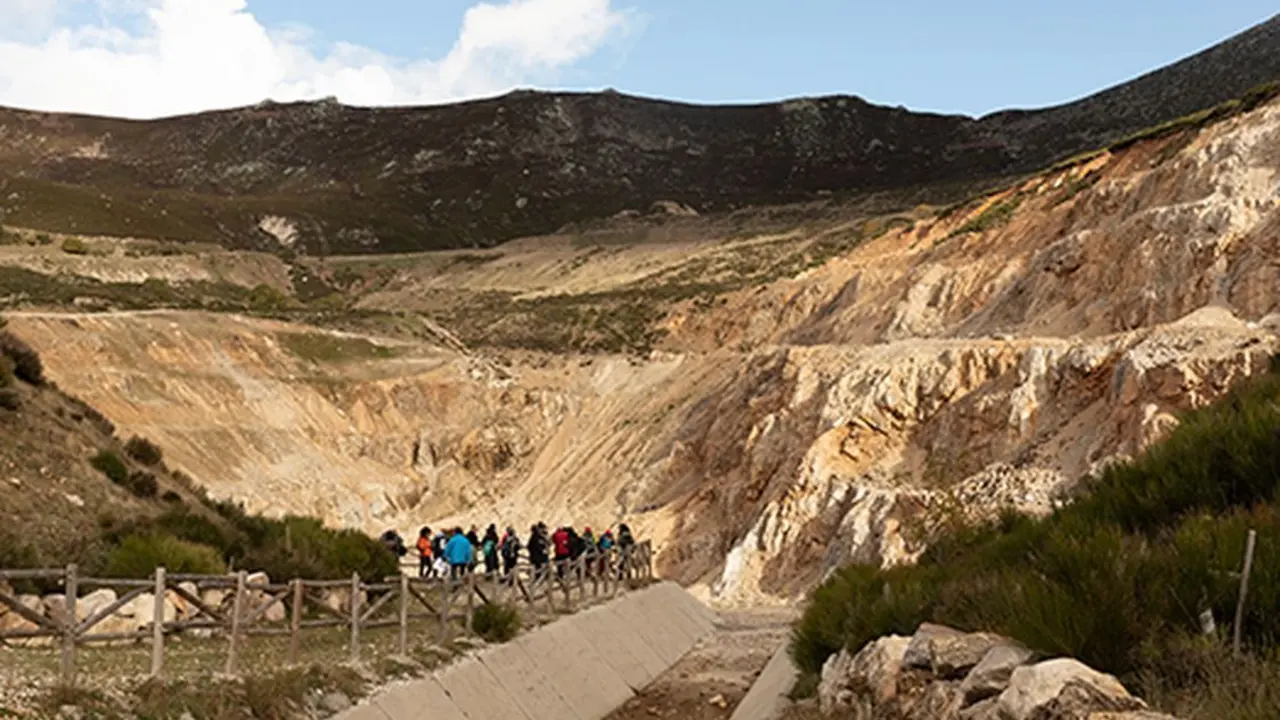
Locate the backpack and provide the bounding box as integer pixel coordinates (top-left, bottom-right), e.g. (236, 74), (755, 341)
(501, 536), (520, 561)
(483, 539), (497, 558)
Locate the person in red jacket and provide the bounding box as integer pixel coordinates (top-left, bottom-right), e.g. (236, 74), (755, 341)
(551, 526), (571, 578)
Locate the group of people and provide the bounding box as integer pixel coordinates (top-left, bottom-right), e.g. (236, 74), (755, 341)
(380, 522), (636, 581)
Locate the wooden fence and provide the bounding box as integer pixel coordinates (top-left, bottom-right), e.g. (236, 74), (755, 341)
(0, 541), (653, 688)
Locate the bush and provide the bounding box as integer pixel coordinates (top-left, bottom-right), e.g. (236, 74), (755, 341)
(0, 331), (44, 385)
(0, 388), (19, 411)
(161, 490), (183, 504)
(792, 367), (1280, 683)
(0, 354), (13, 388)
(90, 449), (129, 485)
(61, 238), (89, 255)
(124, 436), (164, 466)
(237, 516), (399, 582)
(123, 470), (159, 498)
(104, 533), (226, 578)
(472, 602), (521, 643)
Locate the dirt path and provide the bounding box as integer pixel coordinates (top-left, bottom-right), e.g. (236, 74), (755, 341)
(606, 608), (796, 720)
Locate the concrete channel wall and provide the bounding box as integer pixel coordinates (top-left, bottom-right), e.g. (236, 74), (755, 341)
(728, 642), (799, 720)
(338, 581), (716, 720)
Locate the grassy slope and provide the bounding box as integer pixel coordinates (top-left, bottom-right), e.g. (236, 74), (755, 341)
(791, 360), (1280, 719)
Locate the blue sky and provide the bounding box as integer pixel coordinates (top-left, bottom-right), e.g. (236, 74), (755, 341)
(0, 0), (1275, 118)
(247, 0), (1276, 115)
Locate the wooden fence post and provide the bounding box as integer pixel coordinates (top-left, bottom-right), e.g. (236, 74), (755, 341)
(398, 574), (409, 656)
(60, 564), (78, 688)
(225, 570), (246, 675)
(287, 579), (303, 666)
(150, 566), (166, 678)
(465, 570), (476, 635)
(1232, 529), (1258, 657)
(349, 573), (361, 664)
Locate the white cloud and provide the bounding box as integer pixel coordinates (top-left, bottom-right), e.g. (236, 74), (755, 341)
(0, 0), (632, 118)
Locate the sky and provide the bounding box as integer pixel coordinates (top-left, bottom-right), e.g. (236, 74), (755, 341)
(0, 0), (1274, 119)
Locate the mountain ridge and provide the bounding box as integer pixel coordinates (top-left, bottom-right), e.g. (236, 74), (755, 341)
(0, 15), (1277, 255)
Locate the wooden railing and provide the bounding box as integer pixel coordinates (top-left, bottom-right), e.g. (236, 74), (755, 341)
(0, 541), (654, 688)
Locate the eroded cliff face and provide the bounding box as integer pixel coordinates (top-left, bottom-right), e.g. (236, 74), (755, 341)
(8, 98), (1280, 607)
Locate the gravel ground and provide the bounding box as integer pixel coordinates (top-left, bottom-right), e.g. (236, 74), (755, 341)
(605, 608), (797, 720)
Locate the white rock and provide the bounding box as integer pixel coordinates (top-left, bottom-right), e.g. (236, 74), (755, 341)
(818, 635), (911, 713)
(76, 589), (118, 623)
(125, 593), (177, 627)
(959, 644), (1035, 702)
(997, 659), (1144, 720)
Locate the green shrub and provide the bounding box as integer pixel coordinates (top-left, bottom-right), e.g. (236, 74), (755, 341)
(90, 450), (129, 485)
(0, 331), (44, 385)
(104, 534), (226, 578)
(792, 367), (1280, 682)
(247, 284), (298, 312)
(161, 490), (183, 504)
(0, 354), (13, 388)
(0, 388), (19, 411)
(35, 233), (53, 246)
(124, 436), (164, 466)
(237, 516), (399, 582)
(61, 238), (89, 255)
(472, 602), (521, 643)
(123, 470), (159, 499)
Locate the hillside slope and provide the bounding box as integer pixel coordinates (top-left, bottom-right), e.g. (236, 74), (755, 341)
(0, 15), (1277, 254)
(6, 92), (1280, 607)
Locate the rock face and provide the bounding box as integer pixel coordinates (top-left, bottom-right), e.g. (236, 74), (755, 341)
(818, 625), (1165, 720)
(0, 17), (1278, 254)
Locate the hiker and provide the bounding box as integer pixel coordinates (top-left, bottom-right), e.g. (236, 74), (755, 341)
(466, 525), (481, 572)
(597, 529), (615, 575)
(380, 529), (408, 559)
(552, 525), (571, 578)
(445, 527), (474, 580)
(568, 527), (587, 580)
(617, 523), (636, 579)
(416, 526), (434, 578)
(482, 524), (501, 576)
(581, 527), (597, 577)
(500, 526), (522, 579)
(431, 529), (448, 569)
(527, 523), (549, 578)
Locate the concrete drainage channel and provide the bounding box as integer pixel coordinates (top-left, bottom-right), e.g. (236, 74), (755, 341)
(338, 581), (717, 720)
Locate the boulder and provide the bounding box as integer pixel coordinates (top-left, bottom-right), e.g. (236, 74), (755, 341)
(167, 582), (201, 620)
(904, 623), (963, 669)
(903, 680), (963, 720)
(931, 633), (1010, 679)
(201, 588), (229, 613)
(998, 659), (1145, 720)
(125, 593), (178, 628)
(1, 594), (53, 647)
(819, 635), (911, 713)
(42, 594), (71, 628)
(77, 589), (119, 624)
(959, 644), (1036, 702)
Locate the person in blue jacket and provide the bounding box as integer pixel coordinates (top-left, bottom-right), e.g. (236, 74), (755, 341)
(444, 527), (474, 580)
